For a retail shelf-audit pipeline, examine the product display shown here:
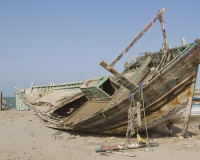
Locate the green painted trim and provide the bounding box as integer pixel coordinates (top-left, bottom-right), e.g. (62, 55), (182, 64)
(96, 76), (110, 88)
(15, 94), (20, 110)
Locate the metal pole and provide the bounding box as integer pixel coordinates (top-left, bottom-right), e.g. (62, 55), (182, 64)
(0, 92), (2, 111)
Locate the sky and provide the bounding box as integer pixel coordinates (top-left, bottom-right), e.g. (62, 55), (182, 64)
(0, 0), (200, 96)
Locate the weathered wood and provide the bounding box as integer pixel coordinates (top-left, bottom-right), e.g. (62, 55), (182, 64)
(99, 60), (138, 91)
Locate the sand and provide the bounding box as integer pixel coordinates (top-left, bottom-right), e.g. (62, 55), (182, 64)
(0, 109), (200, 160)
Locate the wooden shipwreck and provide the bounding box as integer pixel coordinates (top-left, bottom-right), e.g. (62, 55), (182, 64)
(15, 7), (200, 136)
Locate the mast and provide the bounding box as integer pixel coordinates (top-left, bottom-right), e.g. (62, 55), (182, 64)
(108, 7), (166, 68)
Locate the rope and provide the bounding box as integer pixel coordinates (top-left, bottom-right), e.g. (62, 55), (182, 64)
(125, 86), (152, 151)
(126, 96), (136, 144)
(140, 86), (152, 150)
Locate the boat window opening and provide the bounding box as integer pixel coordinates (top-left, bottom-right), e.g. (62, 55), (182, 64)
(100, 79), (120, 96)
(53, 96), (88, 117)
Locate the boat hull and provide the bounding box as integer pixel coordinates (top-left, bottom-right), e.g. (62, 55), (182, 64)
(60, 44), (199, 135)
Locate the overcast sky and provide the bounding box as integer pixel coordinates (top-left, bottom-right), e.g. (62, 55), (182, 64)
(1, 0), (200, 96)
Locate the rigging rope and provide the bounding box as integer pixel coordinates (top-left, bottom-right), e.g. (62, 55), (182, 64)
(125, 86), (152, 151)
(140, 86), (152, 151)
(126, 96), (136, 142)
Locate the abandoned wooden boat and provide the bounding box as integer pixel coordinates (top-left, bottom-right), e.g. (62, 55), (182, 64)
(15, 7), (200, 136)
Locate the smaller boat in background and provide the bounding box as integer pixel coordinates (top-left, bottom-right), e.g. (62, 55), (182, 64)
(191, 88), (200, 117)
(2, 98), (13, 110)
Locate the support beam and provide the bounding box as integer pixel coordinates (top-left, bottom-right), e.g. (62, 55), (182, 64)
(130, 55), (152, 82)
(99, 60), (138, 91)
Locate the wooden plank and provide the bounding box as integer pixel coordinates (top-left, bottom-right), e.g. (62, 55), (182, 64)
(99, 60), (138, 91)
(64, 101), (109, 124)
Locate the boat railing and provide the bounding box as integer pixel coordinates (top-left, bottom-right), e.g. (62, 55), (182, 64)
(160, 43), (196, 74)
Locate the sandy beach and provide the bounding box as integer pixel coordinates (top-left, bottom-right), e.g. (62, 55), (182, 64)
(0, 109), (200, 160)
